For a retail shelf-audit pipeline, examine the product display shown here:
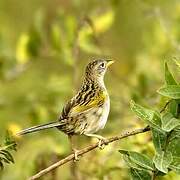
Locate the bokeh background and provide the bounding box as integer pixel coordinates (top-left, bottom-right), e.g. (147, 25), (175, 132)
(0, 0), (180, 179)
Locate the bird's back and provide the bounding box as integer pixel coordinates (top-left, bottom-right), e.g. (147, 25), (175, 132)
(58, 82), (109, 135)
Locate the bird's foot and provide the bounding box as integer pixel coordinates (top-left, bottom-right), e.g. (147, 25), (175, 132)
(85, 133), (108, 150)
(72, 148), (80, 162)
(97, 136), (108, 150)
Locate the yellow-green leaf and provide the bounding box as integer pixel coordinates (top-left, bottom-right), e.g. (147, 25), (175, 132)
(93, 10), (114, 34)
(158, 85), (180, 99)
(153, 152), (172, 173)
(130, 100), (162, 131)
(16, 33), (30, 64)
(165, 62), (177, 85)
(161, 113), (180, 132)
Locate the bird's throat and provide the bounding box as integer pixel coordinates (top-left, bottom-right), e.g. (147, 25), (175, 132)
(84, 74), (105, 89)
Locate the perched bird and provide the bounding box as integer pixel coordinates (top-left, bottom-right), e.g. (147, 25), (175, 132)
(17, 59), (114, 160)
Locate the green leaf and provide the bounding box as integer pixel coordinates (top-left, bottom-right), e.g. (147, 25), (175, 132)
(166, 130), (180, 174)
(156, 171), (166, 176)
(4, 132), (17, 151)
(0, 132), (17, 170)
(167, 130), (180, 157)
(119, 150), (129, 155)
(169, 100), (178, 117)
(151, 128), (167, 154)
(128, 152), (154, 171)
(0, 151), (9, 161)
(158, 85), (180, 99)
(0, 148), (15, 168)
(168, 129), (180, 142)
(153, 151), (172, 173)
(169, 157), (180, 174)
(130, 168), (152, 180)
(164, 62), (177, 85)
(119, 150), (154, 171)
(1, 157), (10, 164)
(130, 101), (162, 131)
(0, 150), (14, 163)
(161, 112), (180, 132)
(123, 155), (143, 170)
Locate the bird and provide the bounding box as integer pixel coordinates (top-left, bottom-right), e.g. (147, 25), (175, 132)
(17, 59), (114, 160)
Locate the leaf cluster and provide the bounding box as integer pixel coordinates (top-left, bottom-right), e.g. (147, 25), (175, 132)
(0, 132), (17, 170)
(119, 61), (180, 179)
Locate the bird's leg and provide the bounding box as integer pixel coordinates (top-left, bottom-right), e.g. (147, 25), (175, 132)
(85, 133), (108, 149)
(68, 135), (80, 161)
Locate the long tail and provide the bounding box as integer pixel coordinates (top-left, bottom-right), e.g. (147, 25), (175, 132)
(16, 121), (64, 136)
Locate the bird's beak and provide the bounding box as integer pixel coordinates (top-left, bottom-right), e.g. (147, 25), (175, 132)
(106, 60), (114, 67)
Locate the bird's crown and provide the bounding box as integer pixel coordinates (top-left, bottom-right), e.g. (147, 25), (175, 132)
(85, 59), (114, 81)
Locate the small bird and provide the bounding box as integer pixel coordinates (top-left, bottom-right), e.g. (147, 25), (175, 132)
(17, 59), (114, 160)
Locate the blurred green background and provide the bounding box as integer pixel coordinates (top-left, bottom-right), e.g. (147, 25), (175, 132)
(0, 0), (180, 179)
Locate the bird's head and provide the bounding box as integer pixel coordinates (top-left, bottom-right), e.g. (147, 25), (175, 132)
(85, 59), (114, 82)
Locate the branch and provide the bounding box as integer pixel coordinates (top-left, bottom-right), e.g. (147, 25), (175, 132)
(160, 100), (171, 113)
(29, 126), (150, 180)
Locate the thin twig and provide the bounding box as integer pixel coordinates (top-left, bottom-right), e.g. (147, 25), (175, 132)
(160, 100), (171, 113)
(151, 170), (157, 180)
(29, 126), (150, 180)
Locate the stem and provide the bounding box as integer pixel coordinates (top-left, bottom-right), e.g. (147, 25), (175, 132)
(29, 126), (150, 180)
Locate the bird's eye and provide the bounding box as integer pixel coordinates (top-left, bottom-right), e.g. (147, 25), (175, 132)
(99, 62), (105, 68)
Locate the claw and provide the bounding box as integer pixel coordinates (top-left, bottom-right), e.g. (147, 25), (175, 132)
(98, 137), (108, 150)
(72, 148), (80, 162)
(85, 133), (108, 150)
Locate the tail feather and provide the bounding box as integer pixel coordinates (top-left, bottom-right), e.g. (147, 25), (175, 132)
(16, 121), (64, 136)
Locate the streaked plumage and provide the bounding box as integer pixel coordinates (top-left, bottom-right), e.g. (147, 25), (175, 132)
(17, 59), (113, 159)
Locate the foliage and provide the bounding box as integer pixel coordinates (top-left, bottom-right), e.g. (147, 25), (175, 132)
(0, 0), (180, 179)
(119, 61), (180, 179)
(0, 132), (17, 169)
